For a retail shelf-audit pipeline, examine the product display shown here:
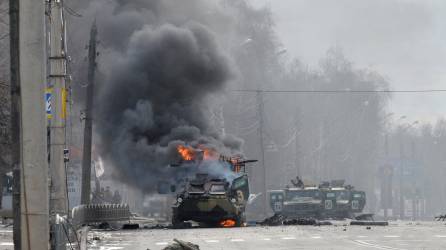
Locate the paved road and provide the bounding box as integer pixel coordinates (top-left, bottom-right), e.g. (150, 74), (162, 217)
(88, 221), (446, 250)
(0, 221), (444, 249)
(0, 228), (13, 250)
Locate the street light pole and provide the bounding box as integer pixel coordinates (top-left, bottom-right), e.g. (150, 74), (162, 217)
(398, 120), (418, 220)
(382, 112), (393, 220)
(256, 90), (267, 217)
(398, 130), (405, 220)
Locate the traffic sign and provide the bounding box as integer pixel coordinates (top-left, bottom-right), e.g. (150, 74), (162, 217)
(45, 88), (52, 119)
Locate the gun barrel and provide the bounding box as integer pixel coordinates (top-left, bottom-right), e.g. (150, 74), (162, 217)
(238, 160), (258, 164)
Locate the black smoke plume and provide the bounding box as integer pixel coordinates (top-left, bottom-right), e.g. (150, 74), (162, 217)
(87, 2), (243, 192)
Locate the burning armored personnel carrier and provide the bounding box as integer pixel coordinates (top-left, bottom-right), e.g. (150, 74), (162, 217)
(170, 145), (256, 228)
(269, 177), (366, 219)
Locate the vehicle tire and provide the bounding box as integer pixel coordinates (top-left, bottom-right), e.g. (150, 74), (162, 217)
(235, 214), (246, 227)
(171, 209), (183, 229)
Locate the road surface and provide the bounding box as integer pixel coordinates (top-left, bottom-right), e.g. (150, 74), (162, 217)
(0, 221), (445, 249)
(87, 221), (446, 250)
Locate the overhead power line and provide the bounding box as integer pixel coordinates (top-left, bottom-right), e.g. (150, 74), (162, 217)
(232, 89), (446, 94)
(64, 5), (82, 17)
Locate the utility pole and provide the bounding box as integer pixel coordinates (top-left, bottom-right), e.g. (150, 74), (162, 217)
(256, 90), (267, 216)
(294, 109), (301, 177)
(384, 133), (389, 220)
(399, 131), (405, 220)
(48, 0), (68, 216)
(48, 1), (69, 249)
(17, 0), (49, 248)
(9, 0), (21, 247)
(81, 22), (97, 205)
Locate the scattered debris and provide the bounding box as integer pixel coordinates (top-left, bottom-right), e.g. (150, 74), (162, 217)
(283, 218), (317, 226)
(97, 222), (112, 230)
(435, 214), (446, 221)
(172, 222), (192, 229)
(144, 224), (170, 229)
(162, 239), (200, 250)
(258, 214), (331, 226)
(122, 223), (139, 230)
(355, 213), (374, 221)
(316, 221), (333, 226)
(350, 221), (388, 226)
(258, 214), (285, 226)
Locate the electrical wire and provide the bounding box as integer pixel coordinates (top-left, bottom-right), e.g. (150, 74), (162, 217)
(60, 216), (81, 248)
(0, 33), (8, 41)
(64, 5), (82, 18)
(65, 220), (81, 247)
(232, 89), (446, 93)
(61, 223), (75, 250)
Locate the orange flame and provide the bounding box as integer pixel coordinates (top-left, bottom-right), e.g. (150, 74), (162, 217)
(177, 145), (224, 162)
(177, 145), (195, 161)
(220, 219), (236, 228)
(203, 148), (219, 161)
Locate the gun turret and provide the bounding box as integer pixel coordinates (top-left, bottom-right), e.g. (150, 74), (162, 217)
(290, 176), (304, 188)
(219, 156), (257, 173)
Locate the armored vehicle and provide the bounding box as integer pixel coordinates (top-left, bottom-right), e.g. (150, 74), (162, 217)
(172, 173), (249, 227)
(269, 177), (366, 219)
(169, 145), (256, 228)
(350, 190), (366, 213)
(321, 187), (353, 218)
(270, 187), (323, 219)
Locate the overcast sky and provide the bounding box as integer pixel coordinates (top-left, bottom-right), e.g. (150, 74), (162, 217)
(250, 0), (446, 125)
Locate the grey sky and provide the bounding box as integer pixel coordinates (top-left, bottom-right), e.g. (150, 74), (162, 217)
(250, 0), (446, 124)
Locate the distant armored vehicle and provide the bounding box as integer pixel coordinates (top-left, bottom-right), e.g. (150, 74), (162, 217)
(320, 186), (366, 219)
(270, 187), (323, 218)
(269, 177), (366, 219)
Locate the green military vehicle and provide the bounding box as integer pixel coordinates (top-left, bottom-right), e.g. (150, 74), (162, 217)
(321, 187), (355, 219)
(269, 177), (366, 219)
(160, 145), (256, 228)
(172, 173), (250, 227)
(269, 187), (324, 219)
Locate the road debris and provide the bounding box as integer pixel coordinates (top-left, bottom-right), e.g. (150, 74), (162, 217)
(350, 221), (388, 226)
(122, 223), (140, 230)
(283, 218), (318, 225)
(355, 213), (375, 221)
(258, 214), (332, 226)
(143, 224), (170, 229)
(435, 214), (446, 221)
(161, 239), (200, 250)
(258, 214), (285, 226)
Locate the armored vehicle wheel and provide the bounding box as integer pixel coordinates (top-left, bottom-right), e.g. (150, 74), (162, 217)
(235, 214), (246, 227)
(171, 209), (183, 229)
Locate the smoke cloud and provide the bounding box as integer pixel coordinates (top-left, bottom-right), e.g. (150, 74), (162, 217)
(79, 1), (243, 191)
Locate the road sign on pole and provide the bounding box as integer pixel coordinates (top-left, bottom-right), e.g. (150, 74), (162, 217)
(45, 88), (52, 119)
